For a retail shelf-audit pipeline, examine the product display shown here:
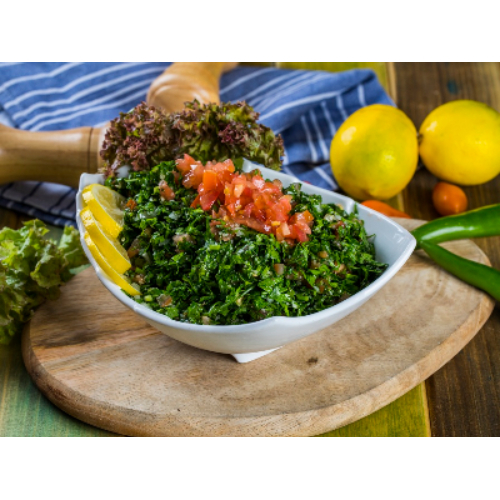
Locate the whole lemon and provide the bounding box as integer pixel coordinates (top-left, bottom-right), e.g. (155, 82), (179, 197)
(419, 100), (500, 185)
(330, 104), (418, 200)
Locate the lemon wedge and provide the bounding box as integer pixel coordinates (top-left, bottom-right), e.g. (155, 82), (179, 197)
(82, 184), (125, 238)
(80, 207), (131, 274)
(84, 232), (139, 296)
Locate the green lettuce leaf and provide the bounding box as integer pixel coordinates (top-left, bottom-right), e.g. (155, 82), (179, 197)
(0, 221), (87, 344)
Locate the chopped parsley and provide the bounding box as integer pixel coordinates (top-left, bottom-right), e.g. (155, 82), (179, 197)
(107, 161), (387, 325)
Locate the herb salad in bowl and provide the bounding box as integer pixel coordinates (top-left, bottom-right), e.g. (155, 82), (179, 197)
(107, 156), (388, 324)
(77, 101), (415, 362)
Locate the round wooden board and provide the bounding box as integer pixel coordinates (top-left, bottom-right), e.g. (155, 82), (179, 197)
(23, 219), (495, 436)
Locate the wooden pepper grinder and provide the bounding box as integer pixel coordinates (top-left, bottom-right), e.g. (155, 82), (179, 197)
(147, 62), (236, 114)
(0, 62), (237, 187)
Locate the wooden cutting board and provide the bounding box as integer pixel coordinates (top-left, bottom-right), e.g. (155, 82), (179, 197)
(22, 219), (495, 436)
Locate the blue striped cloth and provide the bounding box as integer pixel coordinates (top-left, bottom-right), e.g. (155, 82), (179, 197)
(0, 63), (393, 227)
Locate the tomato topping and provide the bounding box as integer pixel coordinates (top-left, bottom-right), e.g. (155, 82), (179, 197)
(203, 170), (219, 191)
(191, 194), (201, 208)
(175, 156), (314, 242)
(176, 155), (205, 189)
(289, 210), (314, 226)
(200, 190), (220, 211)
(159, 180), (175, 201)
(125, 198), (137, 210)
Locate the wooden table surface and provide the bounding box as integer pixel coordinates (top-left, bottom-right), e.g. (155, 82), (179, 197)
(1, 62), (499, 436)
(395, 62), (500, 436)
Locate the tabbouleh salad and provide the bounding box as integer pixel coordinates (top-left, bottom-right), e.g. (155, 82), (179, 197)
(106, 156), (387, 326)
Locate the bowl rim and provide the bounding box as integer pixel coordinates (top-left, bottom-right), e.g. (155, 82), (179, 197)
(76, 165), (416, 334)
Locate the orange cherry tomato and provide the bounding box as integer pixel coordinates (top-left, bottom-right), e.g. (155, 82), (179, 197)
(432, 182), (468, 216)
(361, 200), (411, 218)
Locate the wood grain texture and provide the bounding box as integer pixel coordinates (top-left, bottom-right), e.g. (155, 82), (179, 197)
(147, 62), (237, 114)
(0, 62), (431, 437)
(22, 219), (494, 436)
(0, 124), (102, 187)
(0, 208), (114, 436)
(2, 204), (427, 438)
(3, 62), (498, 437)
(0, 334), (115, 437)
(321, 383), (430, 437)
(396, 62), (500, 436)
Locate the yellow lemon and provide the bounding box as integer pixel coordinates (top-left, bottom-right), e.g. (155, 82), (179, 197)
(82, 184), (125, 238)
(80, 207), (131, 275)
(330, 104), (419, 200)
(84, 232), (139, 296)
(419, 100), (500, 185)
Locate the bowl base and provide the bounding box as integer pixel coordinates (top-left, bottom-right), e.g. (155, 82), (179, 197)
(231, 347), (281, 363)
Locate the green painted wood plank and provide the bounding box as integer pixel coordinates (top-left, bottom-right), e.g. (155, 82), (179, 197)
(0, 211), (115, 437)
(0, 335), (115, 437)
(320, 384), (431, 437)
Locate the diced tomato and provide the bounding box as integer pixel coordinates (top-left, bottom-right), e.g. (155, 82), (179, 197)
(200, 190), (220, 211)
(233, 182), (245, 198)
(252, 175), (265, 189)
(221, 159), (235, 173)
(278, 195), (292, 213)
(183, 164), (204, 189)
(213, 206), (227, 219)
(239, 195), (252, 208)
(262, 181), (281, 196)
(294, 225), (308, 242)
(243, 203), (254, 218)
(268, 204), (288, 222)
(242, 186), (253, 197)
(301, 223), (312, 235)
(302, 210), (314, 225)
(176, 154), (197, 175)
(125, 198), (137, 210)
(159, 181), (175, 201)
(254, 193), (270, 210)
(275, 226), (285, 241)
(175, 157), (314, 242)
(253, 208), (267, 222)
(289, 210), (314, 227)
(233, 216), (261, 233)
(203, 170), (219, 191)
(190, 194), (201, 208)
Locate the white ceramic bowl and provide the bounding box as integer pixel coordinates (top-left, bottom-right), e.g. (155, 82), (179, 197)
(76, 161), (416, 363)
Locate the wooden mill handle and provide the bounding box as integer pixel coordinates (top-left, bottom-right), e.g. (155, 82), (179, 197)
(147, 62), (236, 114)
(0, 62), (236, 188)
(0, 124), (104, 188)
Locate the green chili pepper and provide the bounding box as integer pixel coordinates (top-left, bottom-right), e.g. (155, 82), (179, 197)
(411, 204), (500, 249)
(419, 241), (500, 301)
